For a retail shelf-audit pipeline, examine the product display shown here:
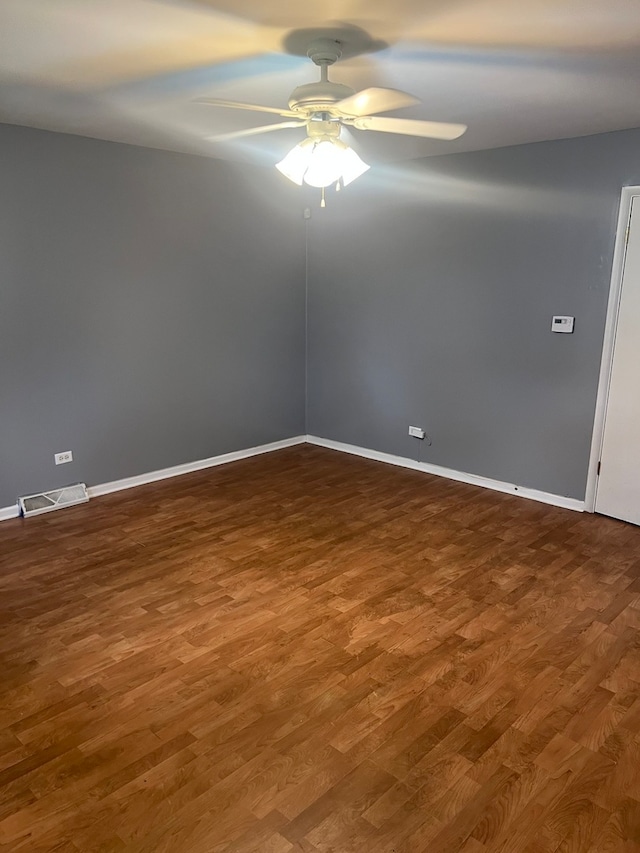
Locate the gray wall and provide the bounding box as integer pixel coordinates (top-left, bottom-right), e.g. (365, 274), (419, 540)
(307, 128), (640, 500)
(0, 124), (305, 507)
(3, 122), (639, 509)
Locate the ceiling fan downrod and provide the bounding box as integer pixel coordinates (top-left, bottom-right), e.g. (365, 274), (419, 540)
(307, 38), (343, 80)
(287, 39), (354, 113)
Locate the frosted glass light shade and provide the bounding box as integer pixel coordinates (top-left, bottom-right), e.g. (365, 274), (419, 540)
(275, 138), (314, 185)
(276, 137), (369, 188)
(338, 145), (371, 186)
(302, 140), (348, 188)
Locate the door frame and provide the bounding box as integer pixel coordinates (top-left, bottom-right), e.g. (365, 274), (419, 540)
(585, 185), (639, 512)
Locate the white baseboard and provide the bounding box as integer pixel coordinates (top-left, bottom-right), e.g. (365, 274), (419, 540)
(0, 504), (20, 522)
(0, 432), (585, 523)
(88, 435), (307, 498)
(306, 435), (585, 512)
(0, 436), (306, 522)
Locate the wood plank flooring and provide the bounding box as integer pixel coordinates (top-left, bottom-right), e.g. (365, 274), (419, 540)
(1, 444), (640, 852)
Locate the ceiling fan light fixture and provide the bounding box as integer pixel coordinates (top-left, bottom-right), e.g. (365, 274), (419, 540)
(338, 145), (370, 187)
(275, 138), (314, 185)
(302, 139), (349, 188)
(198, 37), (468, 192)
(276, 137), (369, 189)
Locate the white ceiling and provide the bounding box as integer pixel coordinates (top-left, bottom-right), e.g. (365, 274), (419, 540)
(2, 0), (640, 167)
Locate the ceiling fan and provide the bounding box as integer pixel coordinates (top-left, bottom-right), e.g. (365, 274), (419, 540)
(194, 37), (467, 194)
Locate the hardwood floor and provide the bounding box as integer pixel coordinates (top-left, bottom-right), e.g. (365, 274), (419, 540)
(1, 444), (640, 853)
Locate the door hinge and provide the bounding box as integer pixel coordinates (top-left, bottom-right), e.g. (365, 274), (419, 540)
(597, 460), (601, 475)
(625, 226), (630, 246)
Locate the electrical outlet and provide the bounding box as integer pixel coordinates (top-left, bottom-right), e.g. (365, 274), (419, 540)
(54, 451), (73, 465)
(408, 426), (425, 439)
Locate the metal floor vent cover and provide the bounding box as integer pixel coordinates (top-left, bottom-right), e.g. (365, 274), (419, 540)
(19, 483), (89, 518)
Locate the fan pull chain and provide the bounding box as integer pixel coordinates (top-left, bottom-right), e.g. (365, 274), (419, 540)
(320, 187), (326, 208)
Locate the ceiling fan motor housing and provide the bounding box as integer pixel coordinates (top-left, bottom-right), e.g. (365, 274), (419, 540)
(288, 81), (356, 113)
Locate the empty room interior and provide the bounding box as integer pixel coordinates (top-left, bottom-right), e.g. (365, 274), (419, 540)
(2, 1), (640, 851)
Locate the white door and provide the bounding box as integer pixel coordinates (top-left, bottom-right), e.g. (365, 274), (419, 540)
(595, 196), (640, 525)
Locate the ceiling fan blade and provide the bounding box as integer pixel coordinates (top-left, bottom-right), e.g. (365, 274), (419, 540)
(334, 88), (420, 118)
(206, 121), (306, 142)
(194, 98), (298, 118)
(351, 116), (467, 140)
